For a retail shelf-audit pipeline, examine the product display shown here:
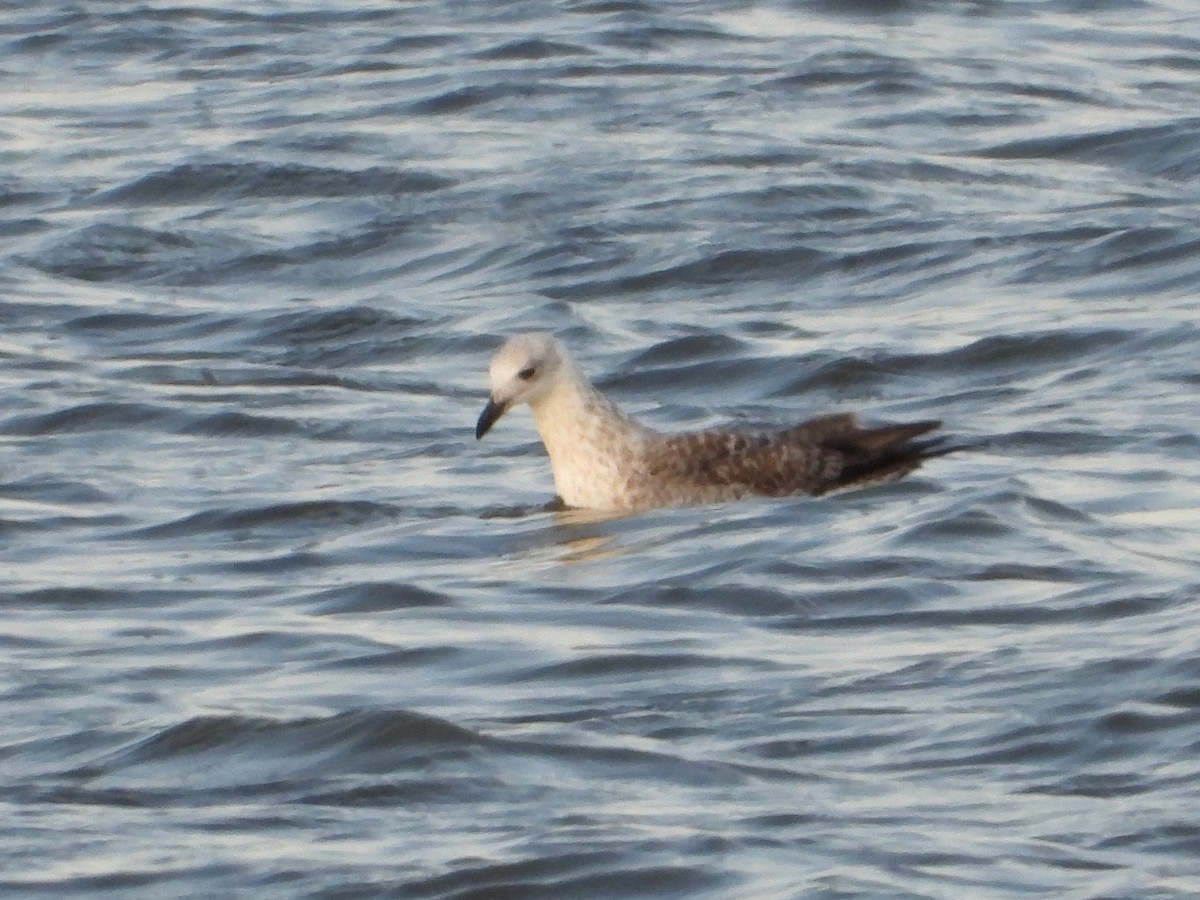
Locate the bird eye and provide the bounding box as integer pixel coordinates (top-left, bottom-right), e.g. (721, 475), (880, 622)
(517, 366), (537, 380)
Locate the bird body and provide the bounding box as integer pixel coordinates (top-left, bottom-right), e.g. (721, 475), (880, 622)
(476, 333), (950, 511)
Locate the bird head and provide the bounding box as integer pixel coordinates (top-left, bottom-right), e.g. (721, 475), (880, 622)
(475, 333), (567, 439)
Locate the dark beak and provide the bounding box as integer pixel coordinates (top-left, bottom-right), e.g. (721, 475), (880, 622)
(475, 396), (508, 440)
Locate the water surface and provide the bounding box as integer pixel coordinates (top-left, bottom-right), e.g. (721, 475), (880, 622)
(2, 1), (1199, 896)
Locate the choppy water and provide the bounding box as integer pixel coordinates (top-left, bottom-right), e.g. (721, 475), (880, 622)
(3, 1), (1200, 896)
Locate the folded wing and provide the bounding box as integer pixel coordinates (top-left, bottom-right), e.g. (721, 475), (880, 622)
(642, 414), (947, 497)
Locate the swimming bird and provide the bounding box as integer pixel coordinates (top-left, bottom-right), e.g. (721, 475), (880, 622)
(475, 333), (953, 511)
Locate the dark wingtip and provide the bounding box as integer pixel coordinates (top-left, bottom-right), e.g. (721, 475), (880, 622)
(828, 420), (963, 492)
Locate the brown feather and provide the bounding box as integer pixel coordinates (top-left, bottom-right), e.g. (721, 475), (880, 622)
(635, 416), (948, 501)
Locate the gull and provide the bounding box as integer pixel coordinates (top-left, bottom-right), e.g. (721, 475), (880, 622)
(475, 333), (954, 511)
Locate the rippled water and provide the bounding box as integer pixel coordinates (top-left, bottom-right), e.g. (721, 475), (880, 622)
(3, 1), (1200, 896)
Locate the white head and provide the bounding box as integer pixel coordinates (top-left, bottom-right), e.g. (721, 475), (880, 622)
(475, 333), (571, 439)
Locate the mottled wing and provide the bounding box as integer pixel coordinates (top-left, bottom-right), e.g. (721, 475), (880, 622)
(642, 425), (845, 497)
(640, 413), (946, 498)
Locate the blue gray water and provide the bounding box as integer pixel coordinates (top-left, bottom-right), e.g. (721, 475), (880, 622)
(3, 1), (1200, 897)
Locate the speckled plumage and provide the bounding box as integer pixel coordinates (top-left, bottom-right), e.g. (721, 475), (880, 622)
(476, 333), (950, 511)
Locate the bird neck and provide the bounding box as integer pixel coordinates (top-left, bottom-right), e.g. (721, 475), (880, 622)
(527, 368), (649, 506)
(529, 369), (611, 445)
